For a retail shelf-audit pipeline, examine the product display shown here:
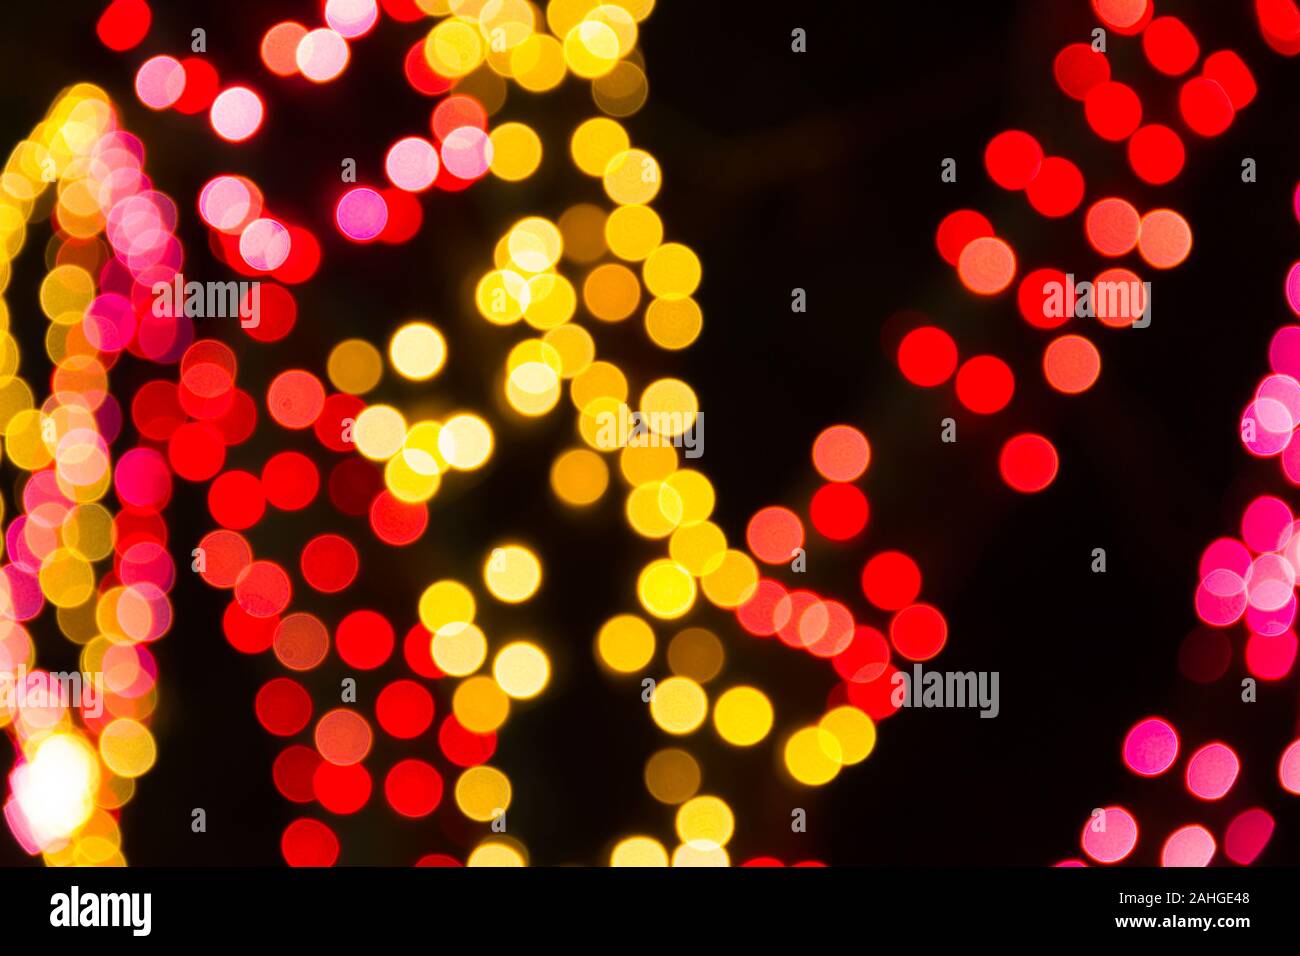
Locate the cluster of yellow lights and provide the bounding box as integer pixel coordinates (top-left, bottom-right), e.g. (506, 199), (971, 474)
(308, 0), (654, 867)
(329, 284), (555, 859)
(414, 562), (548, 864)
(429, 0), (881, 865)
(319, 0), (876, 866)
(337, 321), (494, 503)
(419, 0), (653, 120)
(470, 119), (753, 633)
(595, 620), (866, 865)
(0, 85), (170, 867)
(610, 793), (735, 867)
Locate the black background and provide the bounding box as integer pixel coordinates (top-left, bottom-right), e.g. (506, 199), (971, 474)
(0, 0), (1297, 867)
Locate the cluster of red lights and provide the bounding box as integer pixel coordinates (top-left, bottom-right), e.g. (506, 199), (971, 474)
(144, 322), (482, 867)
(1054, 0), (1300, 866)
(93, 0), (512, 867)
(113, 0), (499, 291)
(900, 0), (1264, 502)
(734, 425), (946, 728)
(870, 0), (1300, 867)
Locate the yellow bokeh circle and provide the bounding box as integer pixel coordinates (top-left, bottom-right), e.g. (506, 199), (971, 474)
(649, 675), (707, 735)
(483, 544), (542, 602)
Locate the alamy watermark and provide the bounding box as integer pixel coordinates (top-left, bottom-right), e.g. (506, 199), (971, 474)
(50, 886), (151, 936)
(890, 664), (999, 718)
(1043, 273), (1151, 328)
(595, 409), (704, 458)
(152, 273), (260, 328)
(0, 668), (102, 718)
